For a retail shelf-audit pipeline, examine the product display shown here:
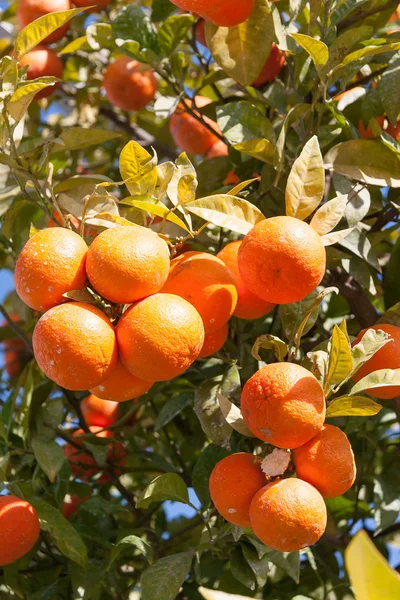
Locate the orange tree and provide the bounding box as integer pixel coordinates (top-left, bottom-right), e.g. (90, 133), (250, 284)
(0, 1), (400, 598)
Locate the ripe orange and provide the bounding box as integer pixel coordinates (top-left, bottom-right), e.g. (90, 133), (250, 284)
(238, 216), (326, 304)
(116, 293), (204, 382)
(170, 0), (254, 27)
(64, 426), (125, 483)
(358, 115), (385, 139)
(73, 0), (111, 11)
(293, 424), (356, 498)
(169, 96), (221, 155)
(209, 453), (266, 527)
(19, 46), (63, 99)
(198, 322), (229, 358)
(252, 43), (285, 86)
(352, 324), (400, 399)
(17, 0), (71, 44)
(195, 18), (207, 47)
(386, 121), (400, 140)
(217, 241), (275, 320)
(103, 57), (158, 112)
(161, 251), (237, 332)
(86, 226), (170, 304)
(389, 5), (400, 21)
(206, 139), (228, 159)
(241, 363), (326, 449)
(89, 359), (153, 402)
(14, 228), (88, 312)
(1, 314), (26, 378)
(81, 394), (119, 428)
(62, 495), (89, 519)
(33, 302), (117, 390)
(249, 478), (327, 552)
(0, 496), (40, 566)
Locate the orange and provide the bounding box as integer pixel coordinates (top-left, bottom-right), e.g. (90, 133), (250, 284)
(62, 495), (89, 519)
(1, 314), (26, 378)
(19, 46), (63, 99)
(205, 141), (240, 186)
(386, 121), (400, 140)
(14, 228), (88, 312)
(195, 18), (207, 47)
(249, 478), (327, 552)
(89, 359), (153, 402)
(0, 496), (40, 566)
(161, 251), (237, 332)
(170, 0), (254, 27)
(103, 57), (158, 112)
(217, 241), (275, 320)
(238, 216), (326, 304)
(389, 5), (400, 21)
(252, 43), (285, 86)
(169, 96), (221, 155)
(198, 322), (229, 358)
(293, 424), (356, 498)
(81, 394), (119, 427)
(116, 293), (204, 382)
(352, 324), (400, 399)
(17, 0), (71, 44)
(241, 363), (326, 449)
(209, 453), (266, 527)
(358, 116), (385, 139)
(74, 0), (111, 10)
(86, 226), (170, 304)
(33, 302), (117, 390)
(63, 426), (125, 483)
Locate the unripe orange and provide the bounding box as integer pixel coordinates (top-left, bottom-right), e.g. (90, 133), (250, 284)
(252, 43), (285, 86)
(250, 478), (327, 552)
(241, 363), (326, 449)
(19, 45), (63, 99)
(17, 0), (71, 44)
(103, 57), (158, 112)
(170, 96), (221, 155)
(0, 496), (40, 565)
(293, 425), (356, 498)
(81, 394), (119, 428)
(14, 228), (88, 312)
(170, 0), (254, 27)
(89, 360), (153, 402)
(198, 322), (229, 358)
(238, 216), (326, 304)
(209, 453), (266, 527)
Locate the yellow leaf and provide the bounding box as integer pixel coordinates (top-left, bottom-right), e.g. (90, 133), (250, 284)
(291, 33), (329, 72)
(228, 177), (259, 197)
(326, 324), (353, 388)
(310, 194), (348, 235)
(251, 334), (288, 362)
(234, 138), (274, 163)
(321, 226), (354, 246)
(186, 195), (265, 235)
(349, 368), (400, 396)
(326, 396), (382, 417)
(345, 530), (400, 599)
(199, 587), (255, 600)
(119, 197), (190, 232)
(59, 36), (90, 55)
(285, 136), (325, 220)
(8, 80), (59, 122)
(119, 141), (157, 197)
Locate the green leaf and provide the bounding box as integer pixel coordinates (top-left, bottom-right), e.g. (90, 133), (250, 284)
(384, 235), (400, 308)
(377, 53), (400, 126)
(120, 197), (189, 231)
(59, 35), (90, 55)
(326, 26), (373, 72)
(217, 394), (255, 437)
(119, 140), (157, 198)
(285, 136), (325, 220)
(205, 0), (275, 86)
(267, 551), (300, 584)
(274, 104), (311, 172)
(351, 328), (392, 375)
(341, 41), (400, 66)
(136, 473), (189, 509)
(349, 369), (400, 396)
(326, 324), (353, 388)
(8, 80), (59, 122)
(152, 0), (177, 22)
(306, 349), (329, 386)
(112, 5), (160, 60)
(158, 14), (195, 55)
(291, 33), (329, 74)
(52, 128), (120, 154)
(324, 140), (400, 188)
(186, 195), (265, 235)
(216, 101), (275, 145)
(154, 393), (193, 431)
(251, 334), (288, 362)
(31, 438), (64, 483)
(141, 551), (194, 600)
(31, 499), (87, 567)
(231, 546), (257, 590)
(281, 288), (338, 346)
(14, 8), (83, 57)
(310, 194), (348, 236)
(339, 227), (380, 272)
(192, 444), (230, 506)
(109, 535), (153, 568)
(326, 395), (382, 417)
(241, 544), (269, 588)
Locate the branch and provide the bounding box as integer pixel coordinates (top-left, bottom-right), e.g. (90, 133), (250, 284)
(337, 0), (398, 32)
(327, 268), (378, 328)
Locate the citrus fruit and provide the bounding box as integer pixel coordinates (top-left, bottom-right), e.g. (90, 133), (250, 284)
(198, 322), (229, 358)
(17, 0), (72, 44)
(170, 0), (254, 27)
(241, 363), (326, 449)
(358, 116), (385, 139)
(103, 57), (158, 112)
(81, 394), (119, 428)
(19, 46), (63, 99)
(89, 359), (153, 402)
(14, 228), (88, 312)
(209, 453), (266, 527)
(195, 18), (207, 47)
(63, 426), (125, 482)
(238, 216), (326, 304)
(161, 251), (237, 332)
(252, 43), (285, 86)
(33, 302), (117, 390)
(293, 424), (356, 498)
(62, 495), (89, 519)
(206, 139), (228, 159)
(86, 226), (170, 304)
(218, 241), (275, 320)
(116, 293), (204, 382)
(352, 324), (400, 399)
(0, 496), (40, 566)
(249, 478), (327, 552)
(1, 314), (26, 378)
(170, 96), (221, 155)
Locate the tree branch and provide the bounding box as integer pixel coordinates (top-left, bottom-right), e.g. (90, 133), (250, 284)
(327, 268), (378, 328)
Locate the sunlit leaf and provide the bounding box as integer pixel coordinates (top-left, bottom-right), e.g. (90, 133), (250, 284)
(158, 14), (195, 56)
(326, 324), (353, 388)
(351, 328), (392, 375)
(120, 197), (190, 232)
(291, 33), (329, 73)
(199, 587), (255, 600)
(228, 177), (259, 196)
(52, 128), (120, 154)
(217, 101), (275, 145)
(109, 536), (153, 568)
(8, 80), (59, 122)
(251, 334), (288, 362)
(285, 136), (324, 220)
(321, 227), (354, 246)
(326, 396), (382, 418)
(119, 141), (157, 197)
(234, 139), (275, 163)
(349, 369), (400, 396)
(186, 195), (265, 235)
(310, 194), (348, 236)
(217, 394), (254, 437)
